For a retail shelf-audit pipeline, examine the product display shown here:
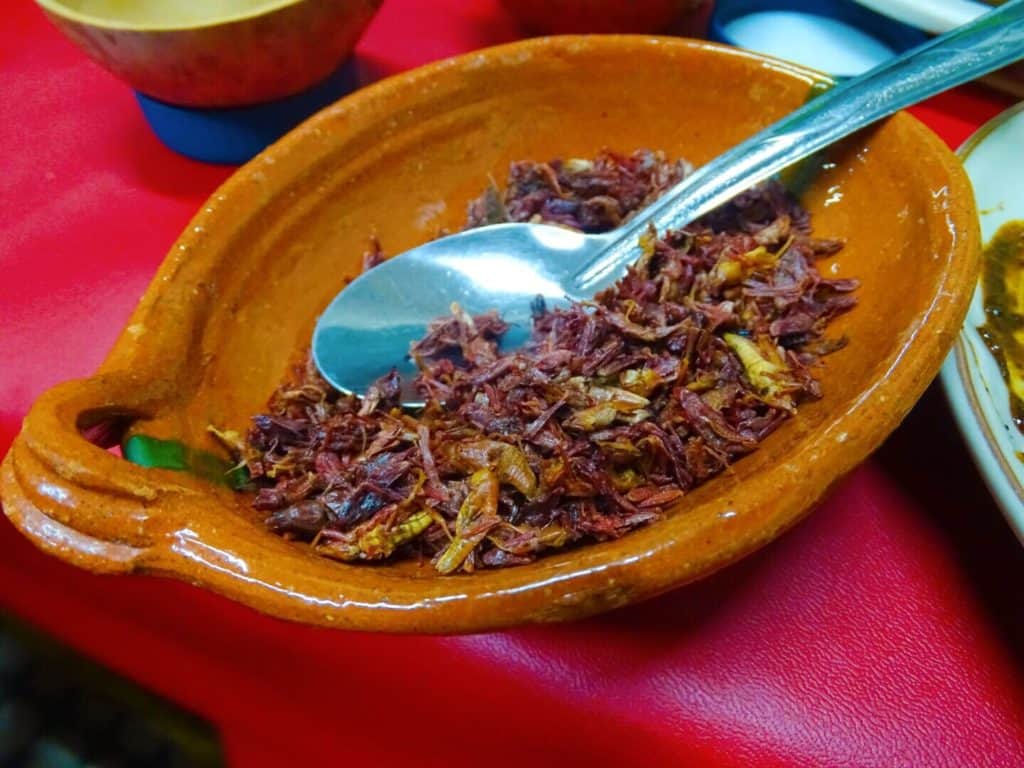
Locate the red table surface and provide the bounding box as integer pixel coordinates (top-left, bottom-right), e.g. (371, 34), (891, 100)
(4, 1), (1024, 765)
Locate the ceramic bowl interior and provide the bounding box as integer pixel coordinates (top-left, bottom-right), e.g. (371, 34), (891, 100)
(0, 37), (979, 632)
(35, 0), (382, 106)
(942, 103), (1024, 543)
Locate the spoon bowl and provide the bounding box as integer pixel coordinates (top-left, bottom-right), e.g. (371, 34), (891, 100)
(314, 223), (606, 402)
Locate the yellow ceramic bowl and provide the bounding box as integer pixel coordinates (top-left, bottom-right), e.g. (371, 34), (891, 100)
(36, 0), (382, 107)
(0, 37), (979, 633)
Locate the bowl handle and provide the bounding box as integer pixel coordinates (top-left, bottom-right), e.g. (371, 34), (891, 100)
(1, 372), (192, 573)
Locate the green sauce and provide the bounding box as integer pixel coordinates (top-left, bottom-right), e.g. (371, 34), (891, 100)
(979, 220), (1024, 431)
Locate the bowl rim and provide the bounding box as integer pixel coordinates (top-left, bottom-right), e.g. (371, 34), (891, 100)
(35, 0), (308, 32)
(0, 34), (981, 632)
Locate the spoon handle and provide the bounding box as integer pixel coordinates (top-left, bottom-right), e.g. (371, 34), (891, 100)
(571, 0), (1024, 295)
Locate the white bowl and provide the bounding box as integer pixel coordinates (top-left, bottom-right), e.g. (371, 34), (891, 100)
(942, 102), (1024, 543)
(851, 0), (988, 34)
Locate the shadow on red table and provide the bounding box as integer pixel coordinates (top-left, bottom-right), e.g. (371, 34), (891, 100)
(875, 383), (1024, 660)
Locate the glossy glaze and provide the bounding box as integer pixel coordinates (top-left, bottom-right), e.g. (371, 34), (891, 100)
(35, 0), (382, 107)
(0, 37), (979, 632)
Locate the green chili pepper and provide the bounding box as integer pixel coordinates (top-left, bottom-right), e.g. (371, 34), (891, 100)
(122, 435), (249, 490)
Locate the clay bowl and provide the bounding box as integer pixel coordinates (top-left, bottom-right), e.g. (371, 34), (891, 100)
(34, 0), (382, 107)
(0, 37), (979, 633)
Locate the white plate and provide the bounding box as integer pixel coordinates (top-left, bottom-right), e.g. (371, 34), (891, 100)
(851, 0), (988, 34)
(941, 102), (1024, 543)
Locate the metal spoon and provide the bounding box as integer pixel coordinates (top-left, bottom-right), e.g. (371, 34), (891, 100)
(314, 0), (1024, 405)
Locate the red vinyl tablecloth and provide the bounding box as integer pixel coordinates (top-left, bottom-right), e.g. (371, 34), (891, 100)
(4, 2), (1024, 765)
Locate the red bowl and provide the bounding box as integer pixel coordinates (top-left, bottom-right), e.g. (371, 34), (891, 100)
(499, 0), (712, 34)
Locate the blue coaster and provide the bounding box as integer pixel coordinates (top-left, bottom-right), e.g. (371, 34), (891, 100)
(135, 59), (362, 165)
(710, 0), (928, 78)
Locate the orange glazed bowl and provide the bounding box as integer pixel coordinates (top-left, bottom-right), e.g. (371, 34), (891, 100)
(34, 0), (382, 107)
(0, 37), (979, 633)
